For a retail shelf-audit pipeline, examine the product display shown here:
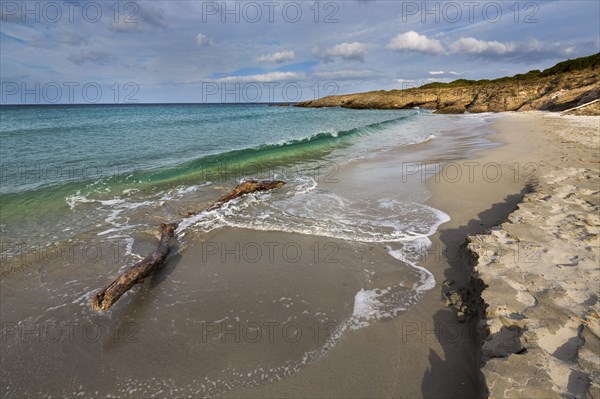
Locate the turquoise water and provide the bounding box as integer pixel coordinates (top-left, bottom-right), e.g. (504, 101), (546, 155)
(2, 104), (493, 397)
(1, 104), (419, 193)
(0, 104), (436, 252)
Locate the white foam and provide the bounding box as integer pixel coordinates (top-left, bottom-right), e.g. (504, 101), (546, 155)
(65, 192), (96, 210)
(100, 198), (125, 206)
(387, 236), (437, 294)
(352, 288), (385, 320)
(174, 177), (449, 333)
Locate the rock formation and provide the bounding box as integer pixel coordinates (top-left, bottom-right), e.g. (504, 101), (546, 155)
(297, 54), (600, 115)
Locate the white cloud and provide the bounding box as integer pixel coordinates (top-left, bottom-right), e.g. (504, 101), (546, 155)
(429, 70), (462, 76)
(449, 37), (515, 55)
(313, 69), (378, 80)
(447, 37), (585, 62)
(394, 77), (451, 88)
(196, 33), (212, 46)
(387, 31), (444, 54)
(323, 42), (369, 62)
(256, 50), (296, 63)
(214, 71), (305, 83)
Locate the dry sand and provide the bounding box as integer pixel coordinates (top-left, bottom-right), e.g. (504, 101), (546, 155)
(466, 113), (599, 398)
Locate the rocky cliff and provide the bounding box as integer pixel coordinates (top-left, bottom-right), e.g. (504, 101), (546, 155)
(297, 55), (600, 114)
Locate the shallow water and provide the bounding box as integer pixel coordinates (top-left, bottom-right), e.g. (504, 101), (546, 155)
(0, 106), (497, 397)
(0, 104), (435, 247)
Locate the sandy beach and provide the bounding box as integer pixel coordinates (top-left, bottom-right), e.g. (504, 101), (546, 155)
(216, 112), (599, 398)
(1, 111), (598, 398)
(466, 113), (599, 398)
(2, 0), (599, 396)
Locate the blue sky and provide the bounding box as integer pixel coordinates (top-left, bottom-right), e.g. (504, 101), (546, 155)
(1, 0), (598, 103)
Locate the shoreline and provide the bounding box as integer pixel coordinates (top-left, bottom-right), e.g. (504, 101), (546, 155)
(428, 111), (599, 398)
(465, 113), (599, 398)
(1, 110), (597, 398)
(222, 111), (598, 398)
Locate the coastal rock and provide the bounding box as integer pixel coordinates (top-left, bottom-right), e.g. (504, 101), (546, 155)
(483, 349), (562, 399)
(442, 280), (486, 323)
(296, 55), (600, 114)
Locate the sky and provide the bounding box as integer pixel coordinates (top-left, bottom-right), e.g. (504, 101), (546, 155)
(1, 0), (599, 103)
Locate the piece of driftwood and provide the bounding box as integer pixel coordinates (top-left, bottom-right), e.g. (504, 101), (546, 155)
(91, 222), (178, 311)
(91, 179), (286, 311)
(184, 179), (286, 216)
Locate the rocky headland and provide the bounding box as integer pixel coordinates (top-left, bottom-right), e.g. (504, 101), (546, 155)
(297, 54), (600, 115)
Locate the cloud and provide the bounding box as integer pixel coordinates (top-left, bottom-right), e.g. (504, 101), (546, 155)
(110, 1), (166, 32)
(449, 37), (515, 55)
(313, 69), (379, 80)
(67, 51), (115, 65)
(256, 50), (296, 63)
(428, 70), (462, 76)
(387, 31), (444, 55)
(214, 71), (305, 83)
(322, 42), (369, 62)
(196, 33), (213, 46)
(448, 37), (592, 62)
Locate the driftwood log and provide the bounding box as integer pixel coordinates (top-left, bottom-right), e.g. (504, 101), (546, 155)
(184, 179), (286, 216)
(91, 179), (286, 311)
(91, 222), (178, 311)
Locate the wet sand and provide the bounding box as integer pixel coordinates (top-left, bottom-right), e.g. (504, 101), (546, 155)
(1, 113), (487, 398)
(219, 116), (506, 398)
(221, 112), (593, 398)
(4, 112), (593, 398)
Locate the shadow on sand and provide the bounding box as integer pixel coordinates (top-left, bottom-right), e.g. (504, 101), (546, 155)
(421, 186), (532, 399)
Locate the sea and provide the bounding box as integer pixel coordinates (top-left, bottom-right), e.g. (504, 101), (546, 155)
(0, 103), (452, 252)
(0, 103), (496, 397)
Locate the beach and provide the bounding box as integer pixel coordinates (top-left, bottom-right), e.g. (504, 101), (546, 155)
(1, 109), (598, 398)
(216, 113), (599, 398)
(2, 0), (599, 395)
(467, 113), (599, 398)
